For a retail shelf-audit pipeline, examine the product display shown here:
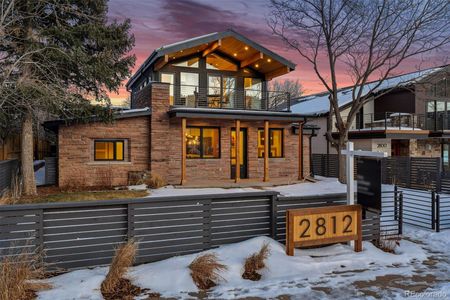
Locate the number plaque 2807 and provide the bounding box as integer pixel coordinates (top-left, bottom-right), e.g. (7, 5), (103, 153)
(286, 205), (362, 256)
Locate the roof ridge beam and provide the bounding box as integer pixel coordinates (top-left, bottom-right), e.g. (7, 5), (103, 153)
(202, 40), (221, 57)
(241, 52), (263, 68)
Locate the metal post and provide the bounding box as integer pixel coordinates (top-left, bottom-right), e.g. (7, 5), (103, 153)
(436, 194), (440, 232)
(399, 192), (403, 235)
(431, 191), (436, 230)
(270, 194), (278, 239)
(394, 185), (398, 221)
(346, 142), (355, 205)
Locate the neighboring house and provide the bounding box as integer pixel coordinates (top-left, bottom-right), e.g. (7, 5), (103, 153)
(291, 65), (450, 170)
(45, 30), (313, 187)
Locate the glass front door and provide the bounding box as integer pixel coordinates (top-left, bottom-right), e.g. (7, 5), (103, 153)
(230, 128), (247, 179)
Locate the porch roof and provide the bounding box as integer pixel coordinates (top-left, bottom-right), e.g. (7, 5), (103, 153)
(126, 29), (296, 89)
(168, 107), (306, 122)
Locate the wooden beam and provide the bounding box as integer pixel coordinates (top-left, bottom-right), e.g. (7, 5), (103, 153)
(235, 120), (240, 183)
(202, 40), (221, 57)
(154, 55), (169, 71)
(181, 118), (187, 185)
(240, 52), (263, 68)
(265, 66), (290, 81)
(298, 122), (304, 181)
(264, 120), (269, 182)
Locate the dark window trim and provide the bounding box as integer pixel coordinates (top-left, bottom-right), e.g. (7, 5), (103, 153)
(257, 128), (284, 158)
(186, 126), (221, 159)
(94, 139), (125, 161)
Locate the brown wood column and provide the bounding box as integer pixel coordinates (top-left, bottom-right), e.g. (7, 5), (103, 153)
(264, 120), (269, 182)
(181, 118), (187, 185)
(235, 119), (241, 183)
(298, 121), (304, 181)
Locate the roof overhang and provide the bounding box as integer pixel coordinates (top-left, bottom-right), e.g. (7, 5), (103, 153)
(168, 107), (306, 122)
(43, 108), (152, 132)
(333, 129), (431, 140)
(126, 29), (296, 89)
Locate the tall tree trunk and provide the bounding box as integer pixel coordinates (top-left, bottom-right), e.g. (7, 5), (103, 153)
(21, 112), (36, 195)
(337, 136), (347, 184)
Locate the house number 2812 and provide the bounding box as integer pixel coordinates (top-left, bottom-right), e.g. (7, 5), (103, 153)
(298, 215), (353, 238)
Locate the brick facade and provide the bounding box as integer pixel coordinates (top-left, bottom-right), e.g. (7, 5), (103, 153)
(57, 83), (311, 187)
(58, 117), (150, 187)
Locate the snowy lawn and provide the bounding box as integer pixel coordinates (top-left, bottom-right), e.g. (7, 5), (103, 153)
(145, 176), (346, 198)
(37, 226), (450, 300)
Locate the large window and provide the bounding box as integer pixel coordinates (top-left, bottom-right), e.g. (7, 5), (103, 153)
(257, 128), (283, 158)
(207, 75), (236, 108)
(94, 140), (124, 161)
(244, 78), (262, 109)
(173, 57), (199, 68)
(161, 73), (174, 105)
(186, 127), (220, 159)
(180, 72), (199, 107)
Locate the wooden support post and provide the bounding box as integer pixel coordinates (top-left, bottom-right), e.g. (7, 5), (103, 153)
(355, 207), (363, 252)
(298, 121), (304, 181)
(235, 119), (240, 183)
(181, 118), (187, 185)
(264, 120), (269, 182)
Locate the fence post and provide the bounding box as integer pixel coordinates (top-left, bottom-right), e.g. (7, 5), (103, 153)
(36, 209), (45, 255)
(394, 185), (398, 221)
(127, 203), (134, 241)
(270, 194), (278, 240)
(431, 191), (436, 230)
(398, 192), (403, 235)
(436, 194), (440, 233)
(203, 199), (212, 250)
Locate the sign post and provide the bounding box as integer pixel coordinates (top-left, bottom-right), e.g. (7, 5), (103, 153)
(341, 142), (387, 205)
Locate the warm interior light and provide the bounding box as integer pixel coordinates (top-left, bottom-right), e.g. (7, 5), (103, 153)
(172, 56), (176, 59)
(233, 53), (237, 57)
(244, 46), (249, 50)
(255, 64), (259, 68)
(267, 58), (271, 62)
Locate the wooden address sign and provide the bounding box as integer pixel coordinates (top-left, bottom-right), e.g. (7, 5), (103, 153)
(286, 205), (363, 256)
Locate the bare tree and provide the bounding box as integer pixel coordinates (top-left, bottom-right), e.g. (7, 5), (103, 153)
(268, 0), (450, 182)
(270, 79), (304, 98)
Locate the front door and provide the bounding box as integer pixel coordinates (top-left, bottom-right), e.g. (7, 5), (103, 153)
(231, 128), (248, 179)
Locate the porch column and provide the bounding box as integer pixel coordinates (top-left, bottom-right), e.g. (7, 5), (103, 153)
(298, 121), (304, 181)
(181, 118), (187, 185)
(264, 120), (269, 182)
(235, 119), (241, 183)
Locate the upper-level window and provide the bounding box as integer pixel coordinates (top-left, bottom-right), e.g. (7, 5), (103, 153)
(94, 140), (124, 161)
(257, 128), (284, 158)
(161, 73), (174, 105)
(173, 57), (199, 68)
(206, 54), (238, 71)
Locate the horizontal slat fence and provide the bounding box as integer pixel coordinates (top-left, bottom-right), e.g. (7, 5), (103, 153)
(0, 191), (385, 271)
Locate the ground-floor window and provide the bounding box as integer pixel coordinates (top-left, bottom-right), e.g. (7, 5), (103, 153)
(257, 128), (284, 158)
(186, 127), (220, 159)
(94, 140), (124, 161)
(442, 143), (450, 173)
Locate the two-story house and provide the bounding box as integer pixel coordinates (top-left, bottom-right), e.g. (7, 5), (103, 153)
(293, 65), (450, 171)
(46, 30), (312, 187)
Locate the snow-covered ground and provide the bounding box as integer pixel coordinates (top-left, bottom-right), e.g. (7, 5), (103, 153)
(142, 176), (347, 198)
(37, 226), (450, 300)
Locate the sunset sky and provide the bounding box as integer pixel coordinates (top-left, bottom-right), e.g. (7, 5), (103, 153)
(107, 0), (447, 105)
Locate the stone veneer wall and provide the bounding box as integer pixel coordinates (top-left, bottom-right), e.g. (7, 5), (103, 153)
(58, 117), (150, 187)
(409, 139), (441, 157)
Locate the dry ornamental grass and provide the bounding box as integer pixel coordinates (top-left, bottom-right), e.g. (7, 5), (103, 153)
(188, 253), (228, 290)
(242, 243), (270, 281)
(0, 249), (50, 300)
(101, 240), (142, 300)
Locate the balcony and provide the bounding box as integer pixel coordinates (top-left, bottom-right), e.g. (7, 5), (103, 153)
(169, 84), (291, 112)
(349, 112), (427, 131)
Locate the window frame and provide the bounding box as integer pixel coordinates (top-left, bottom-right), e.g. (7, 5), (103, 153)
(257, 128), (284, 158)
(186, 126), (221, 159)
(94, 139), (125, 161)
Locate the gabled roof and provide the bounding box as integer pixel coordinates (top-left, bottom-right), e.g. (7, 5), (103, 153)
(126, 29), (296, 89)
(291, 65), (448, 117)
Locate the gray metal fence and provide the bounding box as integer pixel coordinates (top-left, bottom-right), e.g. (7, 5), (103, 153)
(0, 159), (18, 194)
(0, 191), (383, 271)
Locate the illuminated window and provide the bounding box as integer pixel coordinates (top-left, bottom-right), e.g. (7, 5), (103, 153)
(161, 73), (174, 105)
(173, 57), (199, 68)
(186, 127), (220, 159)
(257, 129), (283, 158)
(94, 140), (124, 161)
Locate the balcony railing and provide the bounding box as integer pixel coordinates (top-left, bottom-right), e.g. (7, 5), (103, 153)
(170, 84), (291, 112)
(348, 112), (427, 131)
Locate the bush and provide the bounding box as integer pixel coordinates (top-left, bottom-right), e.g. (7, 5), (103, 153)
(101, 240), (141, 300)
(242, 243), (270, 281)
(0, 249), (49, 300)
(188, 253), (227, 290)
(144, 173), (166, 189)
